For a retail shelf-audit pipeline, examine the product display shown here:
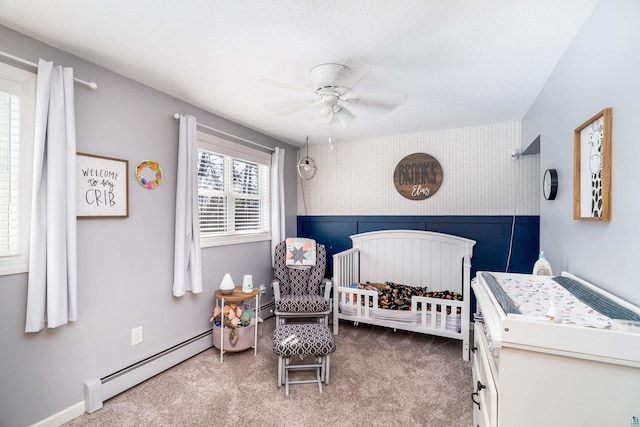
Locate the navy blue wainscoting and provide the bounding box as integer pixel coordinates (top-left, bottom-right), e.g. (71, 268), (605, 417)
(297, 215), (540, 280)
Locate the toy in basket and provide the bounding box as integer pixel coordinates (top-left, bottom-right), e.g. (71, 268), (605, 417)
(210, 303), (256, 351)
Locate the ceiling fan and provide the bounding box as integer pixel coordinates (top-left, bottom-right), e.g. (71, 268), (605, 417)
(259, 60), (406, 128)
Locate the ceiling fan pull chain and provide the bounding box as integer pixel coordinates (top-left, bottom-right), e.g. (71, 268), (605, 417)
(329, 120), (334, 151)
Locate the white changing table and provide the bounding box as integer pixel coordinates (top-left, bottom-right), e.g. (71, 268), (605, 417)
(472, 271), (640, 427)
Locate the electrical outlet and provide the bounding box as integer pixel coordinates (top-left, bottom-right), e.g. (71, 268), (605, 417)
(131, 326), (143, 346)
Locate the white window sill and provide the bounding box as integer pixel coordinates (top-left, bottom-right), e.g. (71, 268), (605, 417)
(0, 257), (29, 276)
(201, 232), (271, 248)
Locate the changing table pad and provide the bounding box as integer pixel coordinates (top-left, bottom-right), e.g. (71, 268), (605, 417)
(487, 273), (611, 328)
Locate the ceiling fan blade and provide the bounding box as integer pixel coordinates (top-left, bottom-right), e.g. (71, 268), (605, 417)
(340, 59), (372, 90)
(342, 91), (407, 106)
(276, 101), (321, 116)
(259, 77), (311, 94)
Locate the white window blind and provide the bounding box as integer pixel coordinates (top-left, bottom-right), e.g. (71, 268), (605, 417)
(197, 150), (226, 234)
(197, 131), (270, 247)
(0, 62), (35, 275)
(0, 90), (20, 256)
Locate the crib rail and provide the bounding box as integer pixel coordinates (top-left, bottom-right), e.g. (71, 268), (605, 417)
(411, 296), (463, 332)
(332, 248), (359, 287)
(336, 287), (378, 319)
(332, 248), (360, 334)
(335, 285), (463, 338)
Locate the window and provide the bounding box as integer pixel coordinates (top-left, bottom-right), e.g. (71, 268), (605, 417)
(197, 131), (270, 247)
(0, 62), (35, 275)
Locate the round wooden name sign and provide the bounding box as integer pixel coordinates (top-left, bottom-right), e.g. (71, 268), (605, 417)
(393, 153), (443, 200)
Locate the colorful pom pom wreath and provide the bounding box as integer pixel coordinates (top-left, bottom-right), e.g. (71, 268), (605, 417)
(136, 160), (163, 189)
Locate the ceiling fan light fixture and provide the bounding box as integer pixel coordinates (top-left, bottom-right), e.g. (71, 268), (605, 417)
(313, 104), (334, 125)
(335, 107), (355, 128)
(319, 104), (333, 117)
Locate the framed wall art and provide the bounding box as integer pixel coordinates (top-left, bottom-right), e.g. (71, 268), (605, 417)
(76, 152), (129, 218)
(573, 108), (612, 220)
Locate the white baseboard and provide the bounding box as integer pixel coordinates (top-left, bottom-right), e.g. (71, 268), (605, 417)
(30, 401), (85, 427)
(31, 331), (213, 426)
(84, 330), (213, 414)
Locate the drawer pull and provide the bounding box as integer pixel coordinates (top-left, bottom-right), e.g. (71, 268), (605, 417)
(471, 392), (481, 409)
(471, 380), (487, 409)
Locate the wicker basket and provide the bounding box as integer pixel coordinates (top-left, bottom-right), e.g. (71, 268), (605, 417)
(212, 323), (255, 352)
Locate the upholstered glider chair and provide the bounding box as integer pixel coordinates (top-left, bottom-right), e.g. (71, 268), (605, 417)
(272, 238), (331, 325)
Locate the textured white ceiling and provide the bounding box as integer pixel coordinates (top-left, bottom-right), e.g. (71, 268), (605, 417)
(0, 0), (599, 146)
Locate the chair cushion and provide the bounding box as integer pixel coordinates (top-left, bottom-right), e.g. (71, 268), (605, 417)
(276, 294), (330, 314)
(272, 323), (336, 357)
(288, 267), (313, 294)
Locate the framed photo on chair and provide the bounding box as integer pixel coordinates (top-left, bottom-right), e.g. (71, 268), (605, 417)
(573, 108), (612, 220)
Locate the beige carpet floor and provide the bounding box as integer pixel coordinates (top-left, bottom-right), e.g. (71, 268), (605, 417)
(65, 317), (473, 427)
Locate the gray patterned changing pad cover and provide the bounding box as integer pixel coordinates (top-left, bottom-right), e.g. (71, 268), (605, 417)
(480, 273), (521, 314)
(553, 275), (640, 322)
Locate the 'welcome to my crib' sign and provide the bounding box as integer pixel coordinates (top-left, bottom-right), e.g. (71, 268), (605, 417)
(76, 152), (129, 218)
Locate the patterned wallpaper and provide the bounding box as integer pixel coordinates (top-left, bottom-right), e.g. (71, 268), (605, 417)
(297, 122), (539, 216)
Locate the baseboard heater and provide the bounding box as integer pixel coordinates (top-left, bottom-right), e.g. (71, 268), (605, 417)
(83, 330), (212, 413)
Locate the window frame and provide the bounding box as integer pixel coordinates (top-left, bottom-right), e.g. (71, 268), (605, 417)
(197, 131), (271, 248)
(0, 62), (35, 276)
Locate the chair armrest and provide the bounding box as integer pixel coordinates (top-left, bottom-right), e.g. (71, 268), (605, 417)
(271, 279), (281, 300)
(322, 278), (332, 299)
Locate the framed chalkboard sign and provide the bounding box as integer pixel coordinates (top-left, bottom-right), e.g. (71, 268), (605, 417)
(76, 152), (129, 218)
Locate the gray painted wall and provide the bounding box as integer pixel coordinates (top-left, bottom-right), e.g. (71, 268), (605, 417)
(522, 0), (640, 305)
(0, 26), (297, 426)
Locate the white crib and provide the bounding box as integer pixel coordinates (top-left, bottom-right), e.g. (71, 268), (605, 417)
(332, 230), (476, 360)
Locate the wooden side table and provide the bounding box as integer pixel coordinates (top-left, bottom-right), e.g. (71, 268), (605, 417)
(213, 286), (260, 362)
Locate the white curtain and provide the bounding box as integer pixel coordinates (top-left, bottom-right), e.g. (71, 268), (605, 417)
(25, 59), (78, 333)
(270, 147), (285, 265)
(172, 115), (202, 296)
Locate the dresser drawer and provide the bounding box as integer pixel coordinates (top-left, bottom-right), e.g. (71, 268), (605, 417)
(472, 325), (498, 427)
